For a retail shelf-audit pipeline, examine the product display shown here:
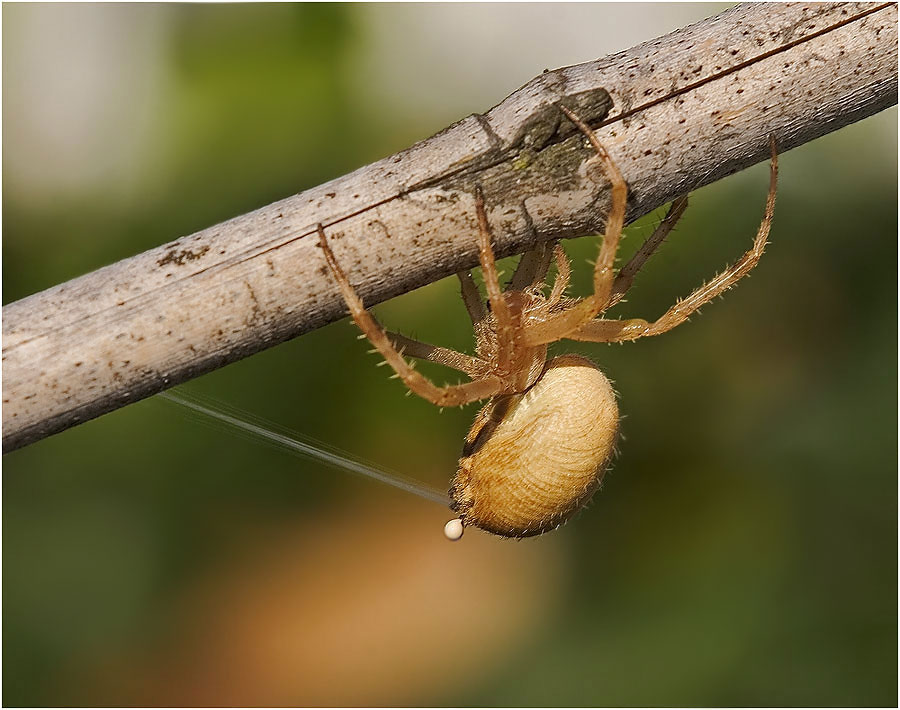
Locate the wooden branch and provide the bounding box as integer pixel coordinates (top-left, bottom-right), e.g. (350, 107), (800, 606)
(3, 2), (896, 452)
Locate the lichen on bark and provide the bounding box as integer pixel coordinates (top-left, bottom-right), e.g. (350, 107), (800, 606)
(440, 88), (614, 208)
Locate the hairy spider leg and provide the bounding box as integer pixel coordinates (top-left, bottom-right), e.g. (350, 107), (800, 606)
(535, 195), (685, 315)
(473, 187), (520, 374)
(522, 104), (628, 346)
(568, 139), (778, 343)
(520, 194), (686, 315)
(457, 270), (487, 325)
(606, 194), (689, 309)
(548, 243), (573, 304)
(317, 224), (503, 406)
(384, 331), (487, 379)
(455, 270), (498, 364)
(508, 241), (554, 292)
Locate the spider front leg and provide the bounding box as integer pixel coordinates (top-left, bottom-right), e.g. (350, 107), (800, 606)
(523, 105), (628, 346)
(317, 225), (502, 407)
(570, 139), (778, 343)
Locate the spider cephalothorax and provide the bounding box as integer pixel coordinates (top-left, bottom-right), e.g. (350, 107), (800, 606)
(318, 104), (778, 540)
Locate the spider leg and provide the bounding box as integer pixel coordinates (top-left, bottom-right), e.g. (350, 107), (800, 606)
(546, 199), (685, 313)
(457, 270), (486, 325)
(508, 241), (554, 292)
(605, 195), (689, 310)
(522, 105), (627, 346)
(386, 331), (489, 379)
(318, 225), (503, 406)
(548, 243), (572, 304)
(569, 141), (778, 343)
(474, 188), (519, 372)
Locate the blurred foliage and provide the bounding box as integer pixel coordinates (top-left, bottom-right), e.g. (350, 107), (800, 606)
(3, 4), (897, 707)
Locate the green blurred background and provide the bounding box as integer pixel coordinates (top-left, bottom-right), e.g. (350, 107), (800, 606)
(3, 3), (896, 706)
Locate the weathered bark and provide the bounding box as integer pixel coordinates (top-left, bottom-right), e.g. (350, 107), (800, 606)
(3, 2), (897, 452)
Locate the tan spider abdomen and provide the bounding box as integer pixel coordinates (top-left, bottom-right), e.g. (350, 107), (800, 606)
(450, 355), (619, 538)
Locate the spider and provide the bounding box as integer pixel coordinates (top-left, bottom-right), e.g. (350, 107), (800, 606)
(317, 105), (778, 541)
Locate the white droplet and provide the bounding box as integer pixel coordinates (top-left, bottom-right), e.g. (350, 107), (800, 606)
(444, 518), (464, 541)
